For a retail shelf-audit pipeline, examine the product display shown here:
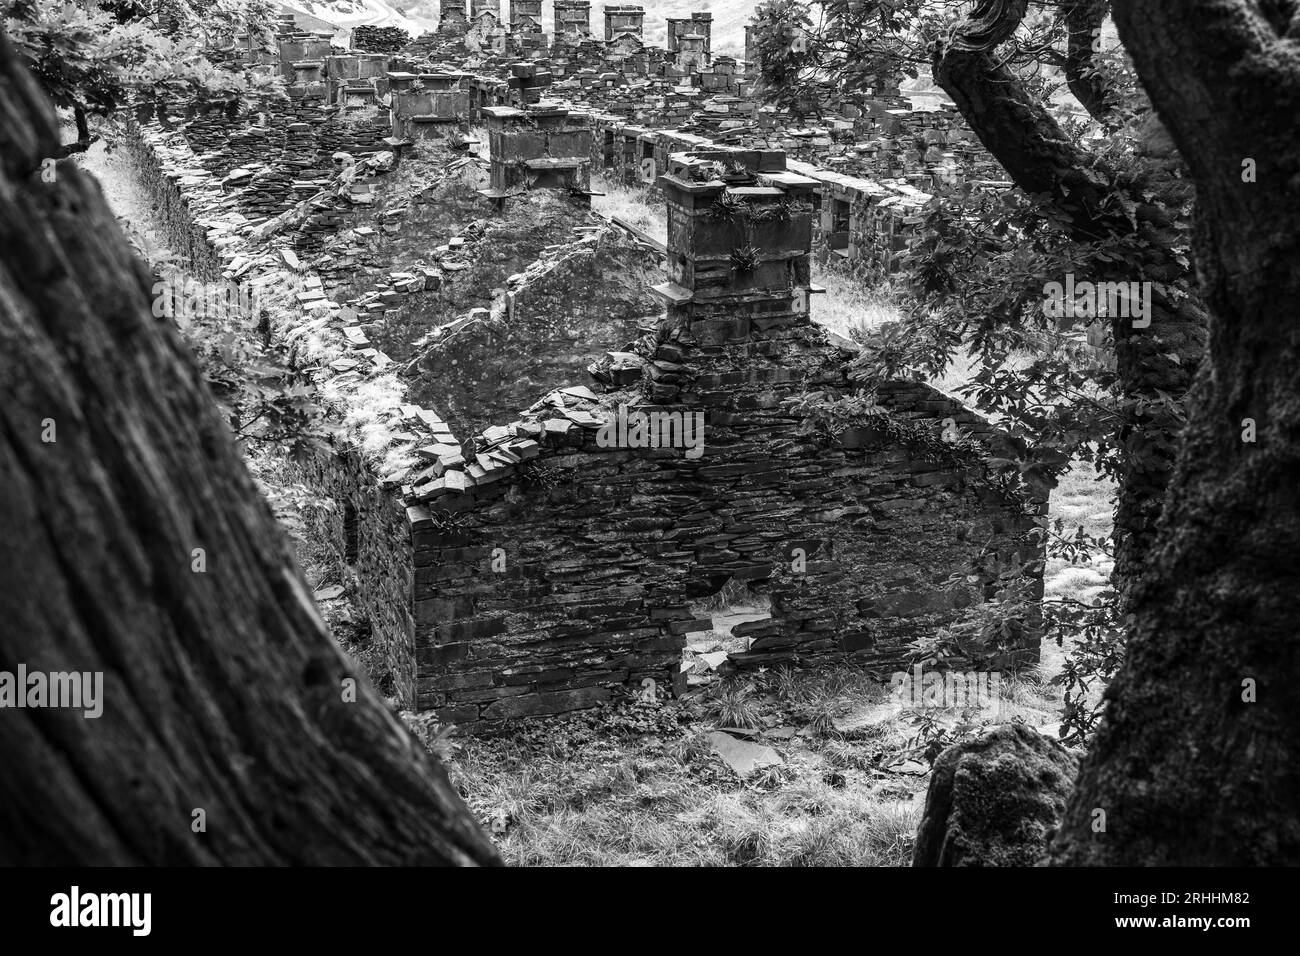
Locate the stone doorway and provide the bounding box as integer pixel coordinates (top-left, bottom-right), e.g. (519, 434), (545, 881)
(681, 578), (773, 691)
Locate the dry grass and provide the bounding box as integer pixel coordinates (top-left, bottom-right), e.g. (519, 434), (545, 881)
(447, 684), (927, 867)
(436, 645), (1084, 867)
(591, 175), (668, 245)
(810, 260), (901, 339)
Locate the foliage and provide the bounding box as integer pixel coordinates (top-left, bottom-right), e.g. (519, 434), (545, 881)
(707, 680), (761, 729)
(426, 508), (473, 534)
(185, 303), (339, 461)
(749, 0), (939, 117)
(5, 0), (284, 152)
(749, 198), (795, 222)
(1041, 519), (1123, 744)
(143, 258), (338, 462)
(782, 388), (994, 475)
(707, 189), (749, 220)
(404, 713), (462, 762)
(519, 460), (558, 490)
(729, 244), (762, 271)
(911, 560), (1040, 670)
(901, 710), (956, 767)
(1048, 596), (1123, 745)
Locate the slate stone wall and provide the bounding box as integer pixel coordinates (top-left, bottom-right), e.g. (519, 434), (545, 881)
(394, 149), (1044, 727)
(299, 448), (419, 705)
(404, 332), (1043, 726)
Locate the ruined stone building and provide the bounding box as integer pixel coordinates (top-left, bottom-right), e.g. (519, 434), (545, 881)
(364, 147), (1044, 725)
(123, 15), (1044, 730)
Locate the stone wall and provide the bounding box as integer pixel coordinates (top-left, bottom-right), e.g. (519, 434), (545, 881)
(404, 370), (1042, 725)
(299, 446), (419, 702)
(407, 225), (661, 440)
(391, 147), (1044, 725)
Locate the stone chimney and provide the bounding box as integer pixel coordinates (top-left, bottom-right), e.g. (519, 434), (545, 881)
(389, 72), (470, 140)
(554, 0), (591, 37)
(674, 34), (708, 73)
(667, 12), (711, 57)
(691, 11), (713, 54)
(483, 104), (593, 196)
(651, 148), (819, 343)
(603, 4), (644, 41)
(439, 0), (469, 33)
(510, 0), (543, 32)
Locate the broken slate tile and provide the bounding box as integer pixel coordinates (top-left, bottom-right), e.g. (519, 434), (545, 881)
(542, 419), (572, 439)
(560, 385), (599, 402)
(707, 732), (783, 776)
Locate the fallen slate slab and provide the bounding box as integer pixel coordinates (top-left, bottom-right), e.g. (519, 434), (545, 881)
(686, 640), (722, 654)
(717, 726), (759, 739)
(708, 731), (783, 776)
(699, 651), (730, 671)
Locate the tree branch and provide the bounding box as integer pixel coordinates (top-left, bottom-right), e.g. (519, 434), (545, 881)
(1063, 0), (1118, 123)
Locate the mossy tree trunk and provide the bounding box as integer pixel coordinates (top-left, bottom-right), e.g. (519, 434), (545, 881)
(1053, 0), (1300, 865)
(0, 33), (499, 866)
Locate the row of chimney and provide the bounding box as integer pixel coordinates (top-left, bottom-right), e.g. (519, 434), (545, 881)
(442, 3), (712, 47)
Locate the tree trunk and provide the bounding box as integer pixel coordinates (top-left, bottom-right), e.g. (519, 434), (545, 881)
(1053, 0), (1300, 865)
(933, 0), (1206, 603)
(0, 34), (499, 866)
(54, 104), (98, 158)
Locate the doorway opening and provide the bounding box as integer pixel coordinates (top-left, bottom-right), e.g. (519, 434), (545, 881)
(680, 577), (772, 690)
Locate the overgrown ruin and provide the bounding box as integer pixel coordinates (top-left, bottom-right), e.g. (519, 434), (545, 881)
(122, 5), (1046, 730)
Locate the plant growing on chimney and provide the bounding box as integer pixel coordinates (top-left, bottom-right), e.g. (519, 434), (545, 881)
(729, 244), (761, 272)
(707, 190), (748, 220)
(689, 160), (724, 183)
(721, 158), (753, 183)
(749, 198), (795, 222)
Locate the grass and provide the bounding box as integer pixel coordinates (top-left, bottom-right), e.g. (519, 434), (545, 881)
(431, 645), (1082, 866)
(810, 259), (901, 339)
(446, 684), (928, 866)
(591, 175), (667, 244)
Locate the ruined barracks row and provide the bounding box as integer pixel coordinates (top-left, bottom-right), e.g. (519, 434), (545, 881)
(226, 4), (1000, 279)
(134, 14), (1042, 727)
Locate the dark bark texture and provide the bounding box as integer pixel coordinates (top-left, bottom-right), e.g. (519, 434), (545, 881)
(1064, 0), (1117, 124)
(933, 0), (1206, 605)
(1053, 0), (1300, 864)
(0, 34), (500, 866)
